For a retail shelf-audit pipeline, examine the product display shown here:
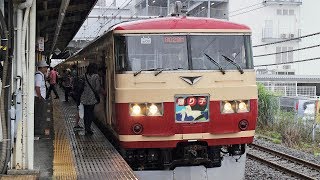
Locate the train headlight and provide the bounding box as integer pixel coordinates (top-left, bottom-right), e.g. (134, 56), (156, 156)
(130, 103), (163, 116)
(133, 105), (141, 114)
(147, 103), (163, 116)
(129, 103), (146, 116)
(149, 104), (158, 114)
(236, 100), (250, 113)
(221, 101), (236, 114)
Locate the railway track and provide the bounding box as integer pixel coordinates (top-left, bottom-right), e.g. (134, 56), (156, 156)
(247, 143), (320, 180)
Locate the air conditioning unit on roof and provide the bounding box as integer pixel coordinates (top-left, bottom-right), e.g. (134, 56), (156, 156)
(283, 65), (291, 69)
(280, 33), (287, 38)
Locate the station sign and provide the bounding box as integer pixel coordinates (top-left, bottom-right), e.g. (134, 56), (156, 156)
(38, 37), (44, 52)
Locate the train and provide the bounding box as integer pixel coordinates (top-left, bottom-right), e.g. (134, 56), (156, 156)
(57, 13), (258, 171)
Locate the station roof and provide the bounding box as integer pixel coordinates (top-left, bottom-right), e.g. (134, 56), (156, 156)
(37, 0), (97, 56)
(257, 74), (320, 83)
(113, 16), (251, 31)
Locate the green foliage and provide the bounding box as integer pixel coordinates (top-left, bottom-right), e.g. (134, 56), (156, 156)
(270, 132), (281, 140)
(257, 83), (320, 151)
(314, 148), (320, 157)
(272, 139), (282, 144)
(257, 83), (279, 128)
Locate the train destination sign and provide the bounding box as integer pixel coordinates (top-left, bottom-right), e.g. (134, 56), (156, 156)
(164, 36), (185, 43)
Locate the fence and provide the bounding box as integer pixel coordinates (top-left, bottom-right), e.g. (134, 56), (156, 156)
(259, 81), (316, 98)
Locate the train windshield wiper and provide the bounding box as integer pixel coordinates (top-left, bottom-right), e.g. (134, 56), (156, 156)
(221, 54), (244, 74)
(133, 68), (157, 76)
(154, 67), (183, 76)
(204, 53), (225, 75)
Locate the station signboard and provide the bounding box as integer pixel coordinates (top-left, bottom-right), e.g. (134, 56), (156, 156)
(38, 37), (44, 52)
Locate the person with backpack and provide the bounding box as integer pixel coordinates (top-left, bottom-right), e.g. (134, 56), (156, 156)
(80, 63), (101, 135)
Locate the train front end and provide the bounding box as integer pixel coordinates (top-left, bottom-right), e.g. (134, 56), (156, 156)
(112, 17), (257, 170)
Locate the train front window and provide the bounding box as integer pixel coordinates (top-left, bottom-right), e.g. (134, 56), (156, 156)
(115, 35), (188, 72)
(190, 35), (253, 70)
(115, 34), (254, 73)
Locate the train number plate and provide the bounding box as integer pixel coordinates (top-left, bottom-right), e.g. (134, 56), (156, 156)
(175, 95), (209, 122)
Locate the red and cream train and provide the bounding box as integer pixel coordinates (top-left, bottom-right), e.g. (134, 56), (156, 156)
(58, 15), (257, 170)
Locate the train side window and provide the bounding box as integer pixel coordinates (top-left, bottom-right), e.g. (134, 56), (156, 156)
(115, 36), (127, 72)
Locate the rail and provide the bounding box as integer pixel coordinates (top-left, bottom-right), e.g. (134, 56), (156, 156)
(247, 143), (320, 180)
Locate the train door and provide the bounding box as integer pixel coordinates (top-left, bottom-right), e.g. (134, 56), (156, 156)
(104, 34), (115, 128)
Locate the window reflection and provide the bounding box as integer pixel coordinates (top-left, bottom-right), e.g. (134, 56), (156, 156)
(190, 35), (251, 70)
(124, 35), (188, 71)
(115, 35), (253, 72)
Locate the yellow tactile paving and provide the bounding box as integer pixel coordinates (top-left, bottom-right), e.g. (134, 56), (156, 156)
(52, 99), (77, 180)
(49, 87), (137, 179)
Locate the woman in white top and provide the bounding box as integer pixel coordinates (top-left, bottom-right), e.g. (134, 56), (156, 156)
(34, 61), (49, 135)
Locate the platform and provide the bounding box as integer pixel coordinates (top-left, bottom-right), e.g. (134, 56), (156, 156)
(50, 91), (137, 179)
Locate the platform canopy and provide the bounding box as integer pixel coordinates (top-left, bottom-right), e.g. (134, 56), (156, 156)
(36, 0), (97, 57)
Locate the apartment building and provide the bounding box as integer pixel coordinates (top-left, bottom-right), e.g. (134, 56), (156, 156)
(229, 0), (302, 75)
(73, 0), (320, 75)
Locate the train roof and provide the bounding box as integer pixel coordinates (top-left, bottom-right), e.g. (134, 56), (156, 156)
(113, 16), (251, 32)
(59, 17), (251, 65)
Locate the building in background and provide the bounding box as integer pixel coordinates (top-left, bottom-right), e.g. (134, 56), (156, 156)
(229, 0), (302, 75)
(229, 0), (320, 75)
(63, 0), (320, 76)
(298, 0), (320, 75)
(63, 0), (229, 58)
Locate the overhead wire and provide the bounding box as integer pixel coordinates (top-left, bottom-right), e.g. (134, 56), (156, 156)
(253, 44), (320, 57)
(80, 0), (146, 41)
(94, 0), (116, 23)
(229, 5), (268, 17)
(229, 2), (263, 14)
(94, 0), (134, 36)
(81, 1), (120, 40)
(253, 32), (320, 47)
(85, 2), (115, 38)
(255, 57), (320, 67)
(253, 32), (320, 66)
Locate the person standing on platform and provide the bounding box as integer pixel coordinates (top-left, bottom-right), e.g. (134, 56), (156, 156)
(46, 67), (59, 99)
(63, 68), (72, 102)
(70, 65), (84, 130)
(80, 63), (101, 135)
(34, 61), (49, 135)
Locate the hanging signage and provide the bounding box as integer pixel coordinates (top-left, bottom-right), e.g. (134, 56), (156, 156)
(38, 37), (44, 52)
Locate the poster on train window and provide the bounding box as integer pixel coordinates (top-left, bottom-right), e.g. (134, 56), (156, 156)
(175, 95), (209, 122)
